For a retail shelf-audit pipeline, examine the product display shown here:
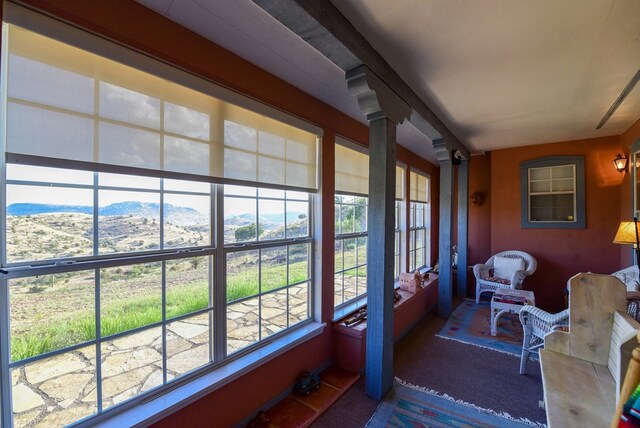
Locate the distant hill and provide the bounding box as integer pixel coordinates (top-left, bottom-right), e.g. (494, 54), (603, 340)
(8, 203), (306, 229)
(7, 202), (207, 226)
(7, 203), (92, 216)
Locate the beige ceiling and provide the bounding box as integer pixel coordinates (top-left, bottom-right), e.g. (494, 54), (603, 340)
(137, 0), (640, 158)
(332, 0), (640, 152)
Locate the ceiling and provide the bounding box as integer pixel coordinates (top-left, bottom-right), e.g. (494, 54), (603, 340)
(136, 0), (640, 162)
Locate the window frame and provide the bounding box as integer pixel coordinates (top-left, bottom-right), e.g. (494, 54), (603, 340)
(333, 193), (368, 311)
(520, 156), (585, 229)
(409, 201), (428, 272)
(1, 167), (316, 427)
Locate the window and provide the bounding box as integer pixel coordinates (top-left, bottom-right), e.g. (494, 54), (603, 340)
(395, 200), (402, 280)
(520, 156), (585, 228)
(333, 140), (405, 309)
(1, 20), (317, 427)
(224, 186), (311, 354)
(409, 171), (430, 272)
(334, 141), (368, 310)
(334, 194), (368, 308)
(409, 202), (428, 272)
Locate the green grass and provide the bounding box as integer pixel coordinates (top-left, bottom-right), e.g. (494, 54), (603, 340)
(12, 283), (209, 362)
(12, 262), (308, 361)
(226, 260), (309, 301)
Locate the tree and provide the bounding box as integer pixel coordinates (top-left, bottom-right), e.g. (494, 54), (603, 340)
(234, 222), (264, 241)
(190, 257), (202, 270)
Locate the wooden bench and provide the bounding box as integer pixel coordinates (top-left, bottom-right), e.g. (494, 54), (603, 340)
(540, 273), (639, 427)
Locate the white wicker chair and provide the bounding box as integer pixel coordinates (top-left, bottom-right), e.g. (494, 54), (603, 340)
(518, 305), (569, 374)
(473, 250), (537, 304)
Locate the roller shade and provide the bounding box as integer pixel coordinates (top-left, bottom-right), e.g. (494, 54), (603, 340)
(4, 24), (319, 191)
(335, 140), (369, 196)
(335, 139), (405, 199)
(410, 170), (429, 203)
(396, 165), (405, 200)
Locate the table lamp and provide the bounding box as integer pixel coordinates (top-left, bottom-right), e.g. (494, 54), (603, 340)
(613, 218), (640, 268)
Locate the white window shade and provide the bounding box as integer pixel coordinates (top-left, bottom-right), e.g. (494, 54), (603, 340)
(396, 166), (405, 200)
(410, 170), (429, 203)
(335, 141), (369, 196)
(4, 24), (319, 191)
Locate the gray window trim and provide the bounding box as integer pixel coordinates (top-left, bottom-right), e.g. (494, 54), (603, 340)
(520, 156), (585, 229)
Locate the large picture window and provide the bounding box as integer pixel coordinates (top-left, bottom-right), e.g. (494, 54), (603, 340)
(1, 19), (317, 428)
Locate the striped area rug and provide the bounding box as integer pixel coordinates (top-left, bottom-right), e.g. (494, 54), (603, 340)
(367, 381), (544, 427)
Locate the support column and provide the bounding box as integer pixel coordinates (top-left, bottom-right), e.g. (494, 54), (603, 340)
(434, 140), (454, 318)
(457, 159), (469, 298)
(347, 65), (410, 401)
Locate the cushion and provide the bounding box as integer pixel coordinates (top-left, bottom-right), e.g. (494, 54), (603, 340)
(612, 266), (640, 292)
(479, 273), (511, 285)
(493, 256), (525, 281)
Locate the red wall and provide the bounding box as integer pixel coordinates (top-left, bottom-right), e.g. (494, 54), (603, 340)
(12, 1), (441, 426)
(619, 119), (640, 267)
(468, 154), (492, 265)
(489, 136), (624, 311)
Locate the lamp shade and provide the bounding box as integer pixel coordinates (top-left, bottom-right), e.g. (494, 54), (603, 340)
(614, 221), (637, 244)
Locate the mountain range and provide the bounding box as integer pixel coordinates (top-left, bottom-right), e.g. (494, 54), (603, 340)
(7, 203), (306, 227)
(7, 202), (207, 227)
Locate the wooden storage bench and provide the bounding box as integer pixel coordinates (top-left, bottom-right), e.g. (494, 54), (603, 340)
(540, 273), (639, 427)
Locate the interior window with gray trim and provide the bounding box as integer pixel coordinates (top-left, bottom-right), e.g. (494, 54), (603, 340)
(520, 156), (585, 229)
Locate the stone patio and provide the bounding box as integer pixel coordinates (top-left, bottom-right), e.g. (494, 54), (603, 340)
(12, 287), (308, 428)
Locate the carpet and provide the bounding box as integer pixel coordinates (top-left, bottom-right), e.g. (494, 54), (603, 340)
(436, 299), (531, 359)
(367, 380), (543, 427)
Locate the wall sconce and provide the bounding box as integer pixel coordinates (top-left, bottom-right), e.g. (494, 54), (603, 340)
(470, 191), (484, 206)
(612, 153), (628, 173)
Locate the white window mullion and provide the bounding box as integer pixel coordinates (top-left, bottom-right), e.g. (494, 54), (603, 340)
(0, 22), (10, 428)
(213, 184), (226, 362)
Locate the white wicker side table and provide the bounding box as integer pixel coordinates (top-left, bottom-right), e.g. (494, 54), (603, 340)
(490, 288), (535, 336)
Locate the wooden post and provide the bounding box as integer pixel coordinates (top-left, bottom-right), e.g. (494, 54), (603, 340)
(365, 116), (398, 400)
(346, 65), (411, 401)
(457, 159), (469, 298)
(434, 140), (453, 317)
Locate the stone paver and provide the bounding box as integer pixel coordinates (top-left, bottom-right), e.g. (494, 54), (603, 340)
(39, 373), (93, 406)
(34, 405), (95, 428)
(111, 329), (160, 350)
(102, 366), (154, 399)
(169, 321), (208, 340)
(24, 353), (86, 384)
(167, 345), (209, 375)
(12, 369), (19, 386)
(102, 348), (162, 377)
(14, 409), (41, 428)
(13, 384), (44, 413)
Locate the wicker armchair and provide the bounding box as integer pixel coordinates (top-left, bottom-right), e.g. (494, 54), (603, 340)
(473, 250), (537, 304)
(518, 305), (569, 374)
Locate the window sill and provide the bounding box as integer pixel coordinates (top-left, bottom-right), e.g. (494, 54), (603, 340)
(333, 298), (367, 322)
(332, 277), (403, 322)
(87, 322), (326, 428)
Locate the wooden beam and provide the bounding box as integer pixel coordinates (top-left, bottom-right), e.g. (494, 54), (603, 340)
(252, 0), (469, 157)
